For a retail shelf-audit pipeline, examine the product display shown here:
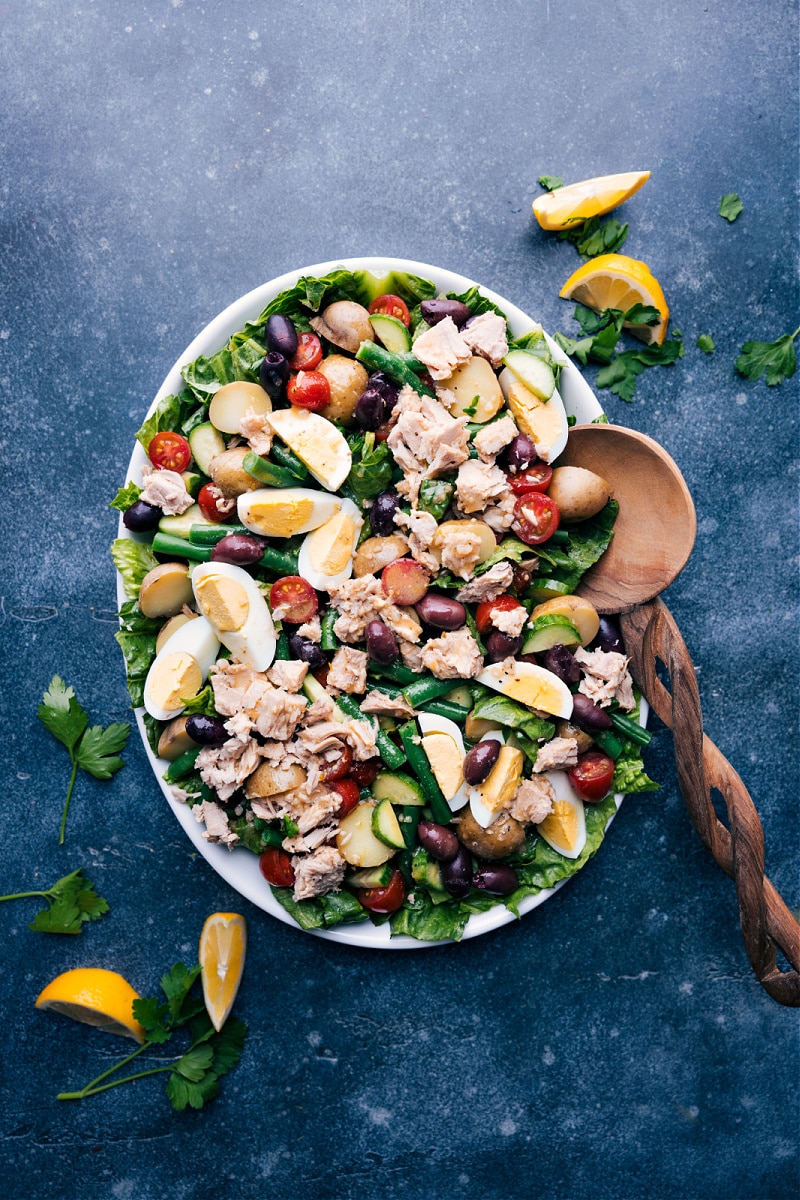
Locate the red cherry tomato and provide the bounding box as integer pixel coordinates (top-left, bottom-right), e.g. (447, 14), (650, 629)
(368, 294), (411, 328)
(512, 492), (560, 545)
(475, 593), (526, 636)
(197, 482), (236, 523)
(259, 847), (295, 887)
(288, 331), (323, 371)
(269, 576), (319, 624)
(348, 758), (381, 788)
(287, 370), (331, 411)
(358, 869), (407, 914)
(331, 778), (361, 819)
(569, 751), (616, 803)
(507, 462), (553, 495)
(148, 431), (191, 472)
(322, 743), (354, 783)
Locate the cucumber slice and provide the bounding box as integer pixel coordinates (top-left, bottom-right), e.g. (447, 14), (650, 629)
(188, 422), (226, 475)
(347, 863), (394, 888)
(527, 577), (574, 603)
(411, 853), (447, 898)
(371, 798), (406, 850)
(502, 349), (556, 401)
(302, 674), (345, 722)
(372, 771), (426, 807)
(369, 313), (412, 354)
(445, 685), (474, 708)
(521, 613), (582, 654)
(158, 503), (218, 540)
(181, 470), (203, 497)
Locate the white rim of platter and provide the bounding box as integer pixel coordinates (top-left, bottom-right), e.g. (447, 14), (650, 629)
(117, 256), (647, 949)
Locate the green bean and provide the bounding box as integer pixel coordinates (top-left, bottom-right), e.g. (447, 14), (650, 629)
(397, 721), (451, 825)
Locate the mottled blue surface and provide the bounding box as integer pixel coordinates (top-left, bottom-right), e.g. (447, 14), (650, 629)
(1, 2), (798, 1198)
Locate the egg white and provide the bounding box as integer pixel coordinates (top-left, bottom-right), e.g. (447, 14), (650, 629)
(498, 367), (569, 463)
(191, 561), (276, 672)
(266, 408), (352, 492)
(237, 487), (341, 538)
(143, 615), (221, 722)
(297, 498), (363, 591)
(475, 660), (573, 719)
(418, 712), (470, 812)
(537, 770), (587, 859)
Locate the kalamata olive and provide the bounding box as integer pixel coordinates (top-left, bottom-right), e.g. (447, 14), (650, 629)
(288, 633), (327, 671)
(420, 298), (472, 328)
(463, 738), (501, 785)
(264, 313), (298, 359)
(473, 863), (519, 896)
(541, 643), (581, 684)
(571, 692), (613, 733)
(511, 563), (533, 594)
(486, 631), (523, 662)
(414, 593), (467, 631)
(370, 490), (400, 537)
(123, 499), (161, 532)
(440, 845), (473, 898)
(185, 713), (228, 747)
(259, 351), (289, 399)
(367, 371), (401, 414)
(504, 433), (537, 474)
(595, 615), (625, 655)
(365, 619), (399, 665)
(355, 387), (388, 430)
(417, 820), (459, 862)
(210, 533), (266, 565)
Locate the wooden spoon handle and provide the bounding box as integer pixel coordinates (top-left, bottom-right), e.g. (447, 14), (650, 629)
(619, 600), (800, 1006)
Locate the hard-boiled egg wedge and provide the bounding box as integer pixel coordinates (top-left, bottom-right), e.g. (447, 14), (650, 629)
(498, 367), (568, 463)
(417, 712), (470, 812)
(476, 660), (573, 720)
(297, 498), (363, 591)
(266, 408), (351, 492)
(537, 771), (587, 859)
(143, 616), (220, 722)
(191, 562), (276, 672)
(237, 488), (341, 538)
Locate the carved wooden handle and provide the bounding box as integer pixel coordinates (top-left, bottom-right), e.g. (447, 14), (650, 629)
(619, 600), (800, 1006)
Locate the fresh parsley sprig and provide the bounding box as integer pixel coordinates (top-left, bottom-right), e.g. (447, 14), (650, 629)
(719, 193), (743, 222)
(0, 868), (109, 934)
(37, 676), (130, 844)
(558, 215), (629, 260)
(555, 303), (684, 401)
(57, 962), (247, 1111)
(735, 325), (800, 387)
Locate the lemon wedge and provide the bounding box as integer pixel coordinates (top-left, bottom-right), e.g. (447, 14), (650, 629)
(533, 171), (650, 231)
(35, 968), (146, 1042)
(559, 253), (670, 346)
(199, 912), (247, 1032)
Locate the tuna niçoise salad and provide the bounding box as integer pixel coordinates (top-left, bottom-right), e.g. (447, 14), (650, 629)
(111, 265), (658, 943)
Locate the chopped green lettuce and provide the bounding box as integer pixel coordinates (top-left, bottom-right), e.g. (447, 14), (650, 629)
(110, 481), (142, 512)
(346, 431), (393, 502)
(111, 540), (159, 600)
(114, 601), (161, 706)
(271, 886), (370, 930)
(136, 390), (200, 452)
(470, 692), (555, 744)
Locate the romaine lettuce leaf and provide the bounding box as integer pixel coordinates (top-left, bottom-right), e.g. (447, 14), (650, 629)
(181, 336), (265, 400)
(470, 692), (555, 743)
(346, 431), (393, 501)
(110, 481), (142, 512)
(136, 390), (199, 452)
(111, 539), (159, 599)
(271, 886), (370, 930)
(114, 601), (162, 705)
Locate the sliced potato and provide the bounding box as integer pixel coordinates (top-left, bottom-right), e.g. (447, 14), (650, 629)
(456, 807), (525, 860)
(336, 801), (396, 867)
(531, 594), (600, 646)
(139, 563), (194, 619)
(157, 716), (195, 761)
(244, 761), (307, 800)
(318, 355), (369, 425)
(547, 466), (610, 523)
(439, 355), (504, 422)
(208, 446), (262, 498)
(464, 713), (503, 741)
(353, 533), (410, 577)
(310, 301), (373, 353)
(208, 381), (272, 435)
(432, 519), (496, 564)
(156, 611), (197, 655)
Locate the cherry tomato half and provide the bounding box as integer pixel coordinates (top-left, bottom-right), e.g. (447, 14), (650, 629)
(512, 492), (560, 545)
(368, 294), (411, 328)
(148, 431), (191, 473)
(322, 743), (354, 783)
(475, 593), (526, 636)
(287, 370), (331, 411)
(269, 575), (319, 624)
(259, 846), (295, 887)
(331, 778), (361, 819)
(569, 750), (616, 803)
(358, 869), (407, 914)
(507, 462), (553, 495)
(288, 331), (323, 371)
(197, 482), (236, 523)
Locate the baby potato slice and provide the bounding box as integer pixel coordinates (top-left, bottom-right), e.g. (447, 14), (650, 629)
(336, 802), (395, 867)
(431, 519), (497, 563)
(547, 466), (610, 523)
(139, 563), (194, 619)
(209, 380), (272, 435)
(530, 594), (600, 646)
(208, 446), (262, 498)
(439, 355), (504, 422)
(157, 716), (195, 762)
(245, 761), (307, 800)
(318, 355), (369, 425)
(353, 534), (410, 577)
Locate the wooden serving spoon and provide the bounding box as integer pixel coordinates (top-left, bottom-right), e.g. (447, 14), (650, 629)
(559, 423), (800, 1006)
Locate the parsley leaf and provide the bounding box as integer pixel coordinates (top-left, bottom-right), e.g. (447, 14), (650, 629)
(558, 215), (628, 260)
(37, 676), (130, 843)
(0, 868), (110, 935)
(537, 175), (563, 191)
(696, 334), (716, 354)
(735, 326), (799, 387)
(556, 305), (684, 401)
(719, 193), (743, 222)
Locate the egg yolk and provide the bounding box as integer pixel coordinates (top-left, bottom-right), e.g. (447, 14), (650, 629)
(539, 800), (579, 852)
(195, 574), (250, 632)
(245, 496), (316, 537)
(307, 512), (356, 575)
(148, 652), (202, 712)
(505, 376), (563, 449)
(422, 733), (464, 801)
(472, 744), (524, 813)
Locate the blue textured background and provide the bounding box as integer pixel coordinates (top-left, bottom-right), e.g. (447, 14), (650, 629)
(1, 2), (798, 1197)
